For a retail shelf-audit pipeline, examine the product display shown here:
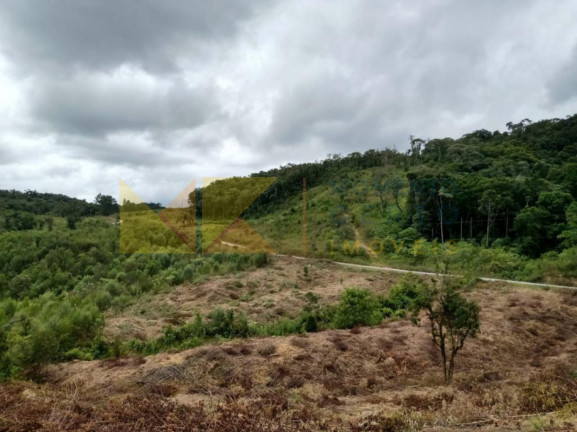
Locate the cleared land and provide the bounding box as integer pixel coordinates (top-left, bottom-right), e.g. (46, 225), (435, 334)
(1, 256), (577, 431)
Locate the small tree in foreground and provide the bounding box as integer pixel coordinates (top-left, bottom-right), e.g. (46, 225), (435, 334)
(413, 278), (480, 384)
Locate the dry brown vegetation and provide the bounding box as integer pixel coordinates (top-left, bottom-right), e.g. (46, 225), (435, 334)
(104, 256), (398, 340)
(1, 257), (577, 431)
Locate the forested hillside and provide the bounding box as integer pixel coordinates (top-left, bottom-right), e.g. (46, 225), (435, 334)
(200, 115), (577, 281)
(244, 115), (577, 253)
(1, 114), (577, 380)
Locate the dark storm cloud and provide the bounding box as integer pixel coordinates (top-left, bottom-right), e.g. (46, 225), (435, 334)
(30, 72), (217, 136)
(267, 74), (406, 153)
(58, 134), (182, 168)
(0, 0), (266, 73)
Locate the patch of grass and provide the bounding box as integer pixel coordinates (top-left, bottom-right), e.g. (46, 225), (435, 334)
(528, 416), (549, 432)
(280, 280), (299, 290)
(290, 337), (310, 348)
(239, 293), (253, 302)
(257, 343), (277, 357)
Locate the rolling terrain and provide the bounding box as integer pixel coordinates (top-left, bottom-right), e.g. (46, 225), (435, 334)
(2, 115), (577, 430)
(1, 256), (577, 431)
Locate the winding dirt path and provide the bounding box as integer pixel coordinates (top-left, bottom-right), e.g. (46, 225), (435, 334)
(271, 253), (577, 291)
(331, 260), (577, 291)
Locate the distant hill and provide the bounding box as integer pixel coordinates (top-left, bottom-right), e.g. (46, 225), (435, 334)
(197, 114), (577, 261)
(3, 114), (577, 261)
(0, 189), (98, 216)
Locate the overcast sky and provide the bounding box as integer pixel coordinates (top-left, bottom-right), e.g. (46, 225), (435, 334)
(1, 0), (577, 204)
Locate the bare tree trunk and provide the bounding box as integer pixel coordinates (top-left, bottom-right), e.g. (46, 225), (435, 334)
(392, 179), (402, 214)
(439, 206), (444, 244)
(486, 209), (491, 247)
(448, 354), (455, 383)
(441, 350), (448, 383)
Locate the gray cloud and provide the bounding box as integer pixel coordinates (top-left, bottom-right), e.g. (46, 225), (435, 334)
(264, 0), (555, 153)
(59, 134), (182, 168)
(1, 0), (577, 203)
(548, 46), (577, 104)
(0, 146), (16, 166)
(29, 71), (217, 136)
(0, 0), (267, 74)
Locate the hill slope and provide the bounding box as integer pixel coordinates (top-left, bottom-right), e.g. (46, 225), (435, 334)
(2, 257), (577, 431)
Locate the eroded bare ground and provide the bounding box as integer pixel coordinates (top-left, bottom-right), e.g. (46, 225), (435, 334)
(2, 258), (577, 431)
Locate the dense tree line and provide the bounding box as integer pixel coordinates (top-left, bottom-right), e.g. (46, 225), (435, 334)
(119, 199), (164, 213)
(0, 191), (121, 233)
(0, 190), (120, 217)
(404, 116), (577, 256)
(199, 114), (577, 259)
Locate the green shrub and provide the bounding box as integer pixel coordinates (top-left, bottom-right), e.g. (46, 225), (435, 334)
(334, 288), (382, 329)
(0, 294), (104, 378)
(90, 339), (112, 359)
(205, 308), (250, 339)
(381, 307), (407, 319)
(382, 274), (424, 314)
(253, 253), (269, 268)
(110, 295), (131, 310)
(304, 292), (319, 304)
(64, 348), (93, 361)
(398, 227), (421, 244)
(555, 246), (577, 277)
(94, 291), (113, 311)
(255, 317), (303, 336)
(104, 280), (122, 296)
(301, 313), (318, 332)
(180, 265), (195, 281)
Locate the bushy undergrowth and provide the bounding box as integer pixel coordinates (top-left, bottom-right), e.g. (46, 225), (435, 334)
(365, 239), (577, 282)
(0, 293), (103, 377)
(125, 304), (336, 356)
(0, 213), (446, 379)
(0, 220), (269, 379)
(312, 223), (577, 282)
(334, 288), (383, 328)
(520, 364), (577, 413)
(381, 274), (424, 318)
(124, 278), (422, 357)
